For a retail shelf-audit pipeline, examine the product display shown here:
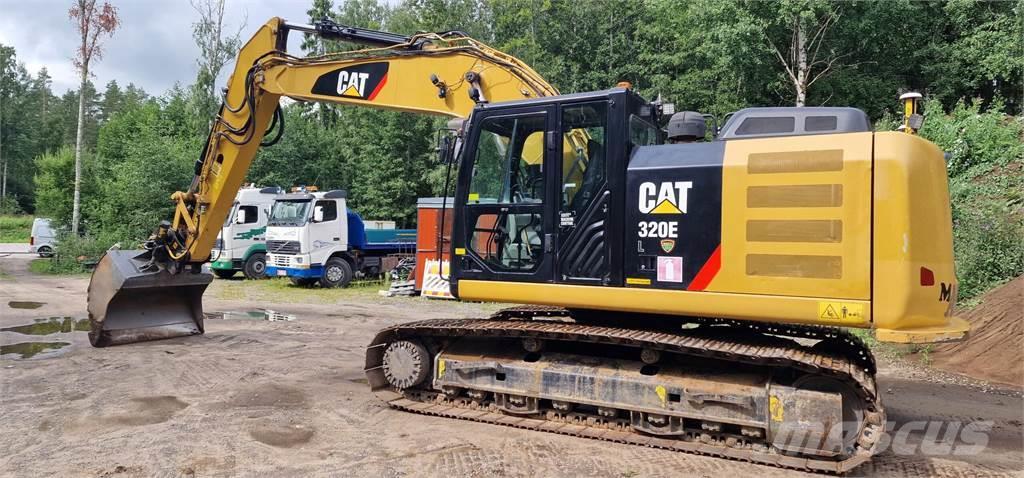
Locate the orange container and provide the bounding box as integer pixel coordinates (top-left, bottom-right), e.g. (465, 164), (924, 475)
(415, 198), (454, 290)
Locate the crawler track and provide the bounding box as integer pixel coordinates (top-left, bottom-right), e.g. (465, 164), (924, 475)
(366, 311), (885, 474)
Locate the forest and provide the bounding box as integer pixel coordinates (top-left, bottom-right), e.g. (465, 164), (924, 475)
(0, 0), (1021, 299)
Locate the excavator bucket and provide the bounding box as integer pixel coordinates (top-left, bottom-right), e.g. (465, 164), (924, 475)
(87, 250), (212, 347)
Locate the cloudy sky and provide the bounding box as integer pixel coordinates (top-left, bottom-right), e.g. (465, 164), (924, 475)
(0, 0), (319, 95)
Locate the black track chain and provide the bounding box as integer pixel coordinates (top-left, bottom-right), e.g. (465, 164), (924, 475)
(488, 306), (876, 374)
(690, 317), (877, 374)
(488, 304), (570, 320)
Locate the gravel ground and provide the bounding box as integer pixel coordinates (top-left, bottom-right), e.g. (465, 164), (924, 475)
(1, 250), (1021, 477)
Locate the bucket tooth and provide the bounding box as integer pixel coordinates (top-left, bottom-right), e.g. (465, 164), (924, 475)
(87, 250), (212, 347)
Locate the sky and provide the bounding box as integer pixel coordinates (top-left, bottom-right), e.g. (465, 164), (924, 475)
(0, 0), (317, 96)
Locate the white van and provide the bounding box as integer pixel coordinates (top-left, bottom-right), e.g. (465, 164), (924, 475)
(29, 218), (56, 257)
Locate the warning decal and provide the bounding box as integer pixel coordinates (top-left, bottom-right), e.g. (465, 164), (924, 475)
(769, 395), (783, 422)
(817, 301), (865, 322)
(657, 256), (683, 283)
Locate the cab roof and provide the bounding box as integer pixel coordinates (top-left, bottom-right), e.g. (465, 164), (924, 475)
(474, 88), (641, 112)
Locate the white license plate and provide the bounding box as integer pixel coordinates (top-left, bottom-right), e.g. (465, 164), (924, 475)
(276, 270), (287, 276)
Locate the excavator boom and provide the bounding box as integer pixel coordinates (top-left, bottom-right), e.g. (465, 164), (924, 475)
(87, 17), (557, 346)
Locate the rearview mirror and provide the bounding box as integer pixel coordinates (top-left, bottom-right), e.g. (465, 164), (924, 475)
(313, 206), (324, 223)
(235, 209), (246, 224)
(436, 128), (459, 164)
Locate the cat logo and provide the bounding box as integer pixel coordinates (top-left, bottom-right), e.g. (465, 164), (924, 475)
(638, 181), (693, 214)
(310, 62), (389, 101)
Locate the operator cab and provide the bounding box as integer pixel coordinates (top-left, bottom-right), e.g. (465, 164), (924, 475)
(450, 88), (660, 291)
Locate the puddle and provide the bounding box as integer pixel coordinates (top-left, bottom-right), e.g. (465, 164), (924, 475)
(8, 301), (44, 310)
(249, 424), (314, 448)
(0, 317), (90, 336)
(0, 341), (70, 359)
(204, 309), (296, 322)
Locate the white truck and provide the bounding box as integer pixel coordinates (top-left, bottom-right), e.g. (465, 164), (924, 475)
(264, 189), (415, 287)
(209, 186), (284, 279)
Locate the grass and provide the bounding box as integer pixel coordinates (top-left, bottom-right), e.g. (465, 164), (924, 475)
(208, 276), (508, 316)
(28, 258), (90, 276)
(29, 258), (59, 275)
(29, 258), (52, 274)
(211, 277), (387, 304)
(0, 215), (32, 242)
(915, 344), (935, 366)
(847, 327), (937, 364)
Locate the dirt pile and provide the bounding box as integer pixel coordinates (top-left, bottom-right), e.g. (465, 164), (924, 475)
(931, 276), (1023, 386)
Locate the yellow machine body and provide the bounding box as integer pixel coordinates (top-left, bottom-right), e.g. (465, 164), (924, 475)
(457, 132), (968, 344)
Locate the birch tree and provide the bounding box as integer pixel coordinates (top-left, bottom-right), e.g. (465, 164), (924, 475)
(763, 1), (849, 107)
(68, 0), (118, 234)
(0, 46), (13, 204)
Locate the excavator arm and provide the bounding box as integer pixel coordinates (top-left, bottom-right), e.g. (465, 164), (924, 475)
(86, 17), (558, 346)
(174, 17), (555, 265)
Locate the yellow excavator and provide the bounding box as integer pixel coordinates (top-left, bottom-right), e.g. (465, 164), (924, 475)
(86, 17), (969, 473)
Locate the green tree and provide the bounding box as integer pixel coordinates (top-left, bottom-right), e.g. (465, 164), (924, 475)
(99, 80), (123, 121)
(488, 0), (648, 94)
(88, 95), (201, 240)
(302, 0), (335, 55)
(28, 68), (66, 158)
(248, 105), (346, 190)
(926, 0), (1024, 114)
(34, 147), (94, 226)
(1, 44), (28, 209)
(637, 0), (774, 116)
(189, 0), (244, 124)
(0, 44), (47, 212)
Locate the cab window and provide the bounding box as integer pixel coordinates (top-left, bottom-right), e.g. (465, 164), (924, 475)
(629, 115), (658, 149)
(467, 114), (546, 204)
(315, 200), (338, 222)
(238, 205), (259, 224)
(465, 112), (547, 272)
(561, 102), (607, 216)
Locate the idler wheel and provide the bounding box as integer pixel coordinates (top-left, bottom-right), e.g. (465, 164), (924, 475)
(382, 340), (430, 389)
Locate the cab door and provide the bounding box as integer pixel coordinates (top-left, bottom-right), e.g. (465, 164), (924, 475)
(308, 199), (340, 260)
(452, 106), (556, 284)
(554, 101), (614, 284)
